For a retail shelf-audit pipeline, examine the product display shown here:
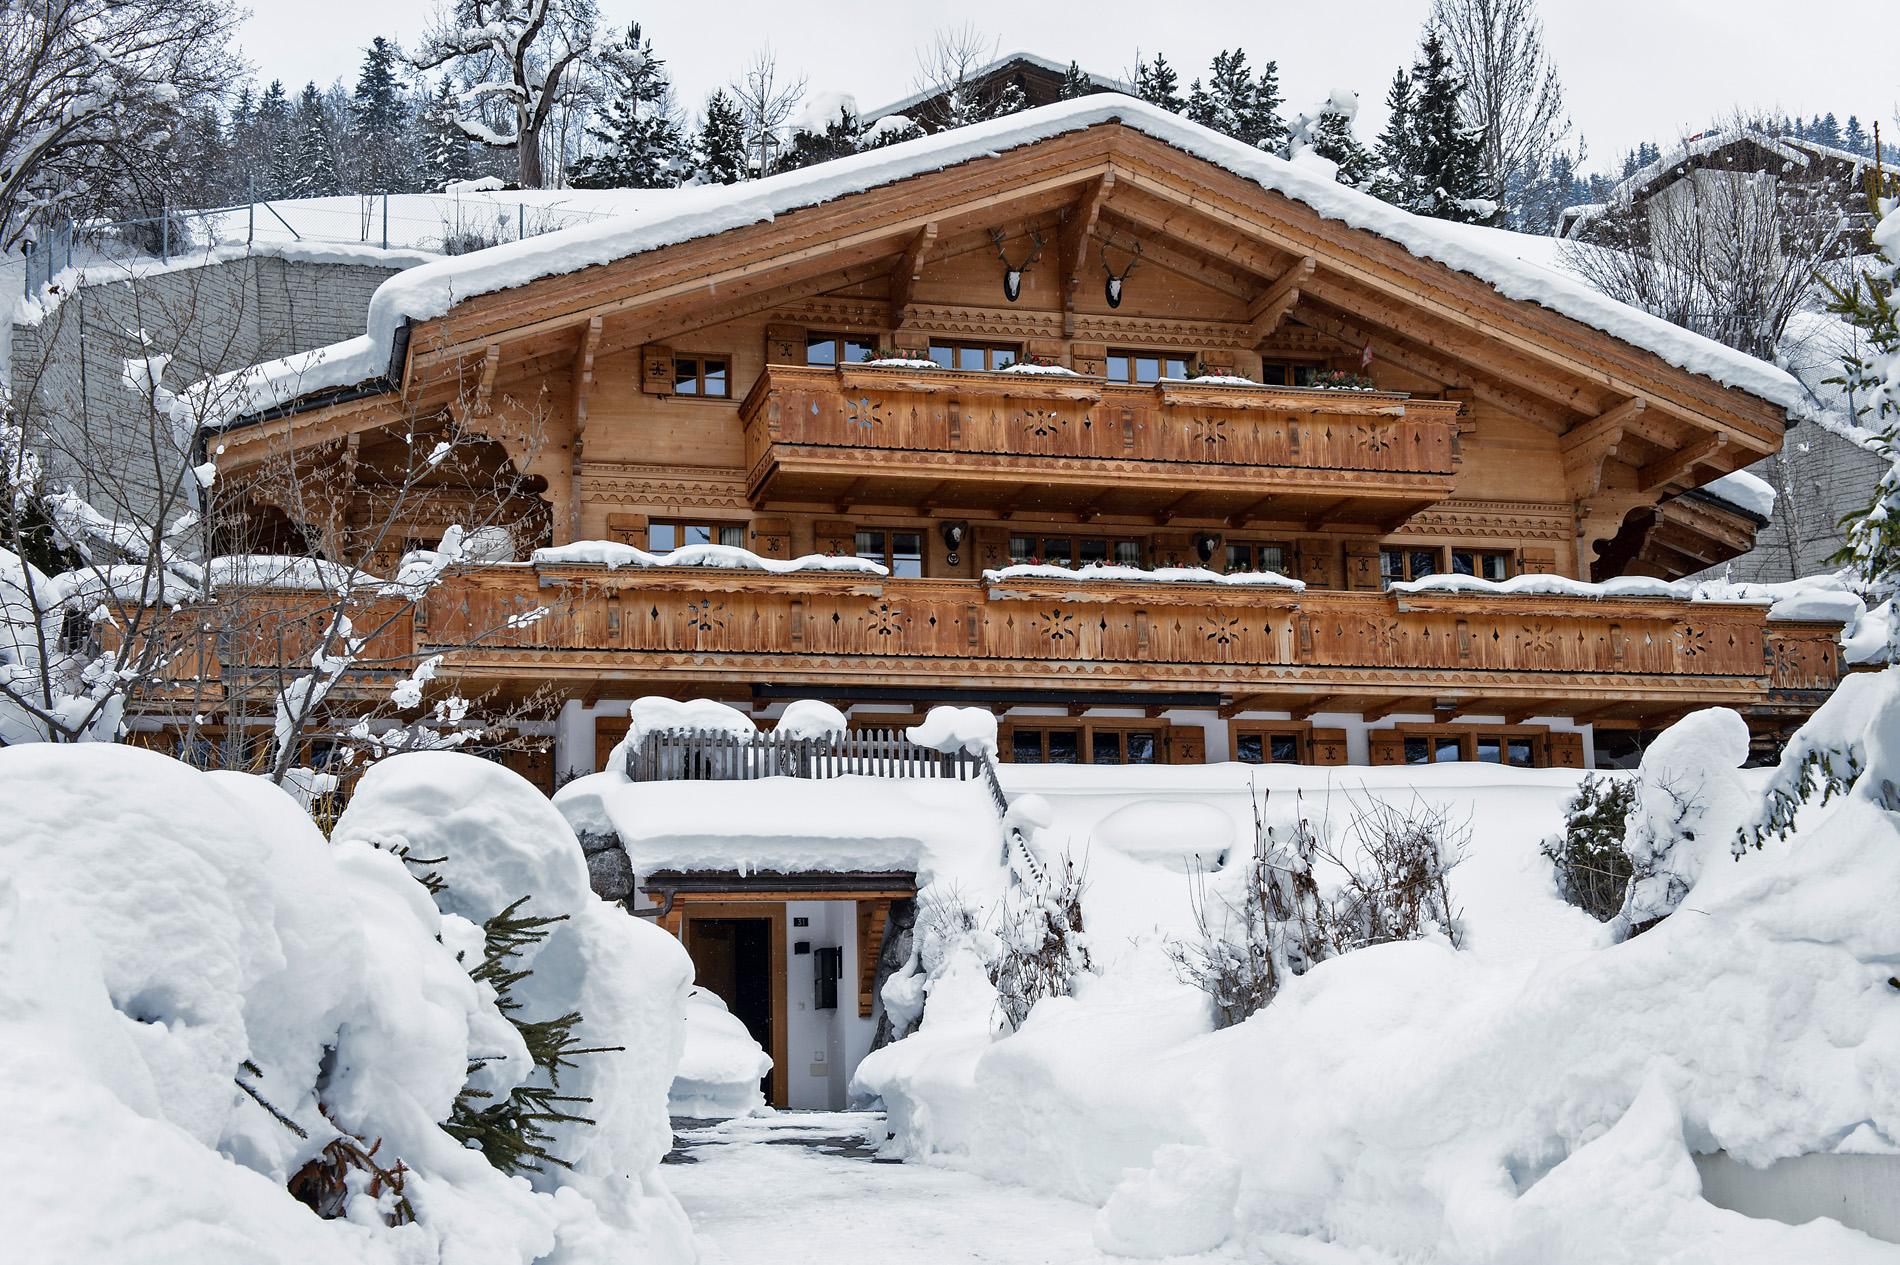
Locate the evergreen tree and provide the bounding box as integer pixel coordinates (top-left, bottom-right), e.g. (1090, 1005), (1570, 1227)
(1184, 50), (1284, 149)
(1133, 54), (1183, 113)
(287, 83), (340, 198)
(352, 37), (411, 193)
(1815, 111), (1843, 149)
(1310, 109), (1375, 188)
(253, 80), (295, 198)
(1246, 58), (1287, 151)
(420, 77), (474, 190)
(1058, 60), (1092, 100)
(1372, 28), (1492, 223)
(693, 89), (748, 185)
(569, 24), (686, 190)
(778, 101), (862, 173)
(1845, 115), (1869, 156)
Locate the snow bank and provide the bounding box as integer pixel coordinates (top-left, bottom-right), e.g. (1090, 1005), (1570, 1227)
(670, 988), (772, 1118)
(0, 743), (692, 1264)
(203, 94), (1812, 424)
(532, 539), (887, 576)
(330, 753), (694, 1245)
(854, 692), (1900, 1261)
(984, 561), (1304, 590)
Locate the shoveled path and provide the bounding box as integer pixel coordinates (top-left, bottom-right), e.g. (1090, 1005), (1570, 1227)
(661, 1111), (1344, 1264)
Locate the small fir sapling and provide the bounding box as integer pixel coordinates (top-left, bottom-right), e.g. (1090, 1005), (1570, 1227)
(1540, 772), (1638, 921)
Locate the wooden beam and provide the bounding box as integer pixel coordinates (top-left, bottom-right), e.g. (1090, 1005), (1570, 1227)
(1294, 695), (1349, 721)
(1561, 397), (1646, 498)
(1219, 691), (1282, 718)
(1060, 172), (1115, 336)
(1154, 490), (1198, 525)
(1096, 209), (1262, 298)
(472, 344), (501, 415)
(833, 477), (871, 514)
(889, 221), (939, 328)
(1365, 696), (1435, 722)
(1226, 493), (1275, 528)
(1246, 255), (1315, 347)
(1639, 432), (1729, 492)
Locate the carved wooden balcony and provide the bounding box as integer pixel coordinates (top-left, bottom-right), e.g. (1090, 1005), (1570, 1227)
(423, 566), (1841, 723)
(739, 364), (1464, 527)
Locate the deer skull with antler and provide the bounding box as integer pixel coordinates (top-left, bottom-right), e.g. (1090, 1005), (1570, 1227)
(1101, 236), (1142, 308)
(989, 227), (1045, 303)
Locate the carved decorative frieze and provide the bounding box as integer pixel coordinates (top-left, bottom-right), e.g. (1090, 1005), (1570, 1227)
(1403, 500), (1573, 542)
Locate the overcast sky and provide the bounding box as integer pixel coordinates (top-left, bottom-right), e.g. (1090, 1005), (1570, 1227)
(238, 0), (1896, 168)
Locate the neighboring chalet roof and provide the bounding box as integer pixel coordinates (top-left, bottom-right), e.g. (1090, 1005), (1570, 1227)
(862, 52), (1132, 126)
(201, 94), (1813, 429)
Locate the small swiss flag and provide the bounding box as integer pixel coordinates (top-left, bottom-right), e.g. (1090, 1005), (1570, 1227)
(1359, 342), (1374, 370)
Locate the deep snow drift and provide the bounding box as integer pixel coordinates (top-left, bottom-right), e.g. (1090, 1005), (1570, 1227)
(854, 694), (1900, 1262)
(0, 744), (694, 1265)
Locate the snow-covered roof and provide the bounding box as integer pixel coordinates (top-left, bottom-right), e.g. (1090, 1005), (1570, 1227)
(861, 52), (1133, 122)
(1697, 470), (1777, 521)
(209, 95), (1814, 427)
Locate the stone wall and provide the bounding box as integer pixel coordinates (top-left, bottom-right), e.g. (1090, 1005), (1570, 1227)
(1698, 418), (1886, 583)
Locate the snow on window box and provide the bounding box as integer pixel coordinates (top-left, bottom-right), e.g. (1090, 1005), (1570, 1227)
(983, 562), (1305, 590)
(856, 357), (943, 370)
(531, 540), (889, 576)
(996, 359), (1081, 376)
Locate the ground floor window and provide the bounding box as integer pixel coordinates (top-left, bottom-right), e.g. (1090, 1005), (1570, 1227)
(1234, 728), (1306, 763)
(1005, 722), (1161, 765)
(1397, 728), (1542, 767)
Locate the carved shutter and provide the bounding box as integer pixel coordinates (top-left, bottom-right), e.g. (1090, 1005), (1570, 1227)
(1547, 731), (1585, 769)
(1166, 725), (1206, 765)
(764, 324), (803, 366)
(1296, 537), (1336, 589)
(751, 517), (792, 560)
(972, 525), (1014, 572)
(640, 345), (675, 394)
(814, 519), (857, 557)
(1071, 342), (1107, 377)
(1368, 731), (1407, 766)
(1520, 548), (1559, 576)
(606, 512), (648, 547)
(1343, 542), (1383, 591)
(1310, 728), (1350, 765)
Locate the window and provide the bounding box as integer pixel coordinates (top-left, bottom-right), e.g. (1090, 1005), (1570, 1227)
(1451, 549), (1512, 582)
(1380, 547), (1442, 586)
(854, 528), (924, 578)
(672, 356), (730, 397)
(1260, 361), (1322, 387)
(1225, 541), (1290, 575)
(649, 520), (745, 551)
(928, 340), (1018, 372)
(1234, 728), (1306, 764)
(805, 332), (875, 366)
(1008, 534), (1144, 568)
(1105, 349), (1191, 383)
(1008, 724), (1160, 765)
(1400, 727), (1543, 767)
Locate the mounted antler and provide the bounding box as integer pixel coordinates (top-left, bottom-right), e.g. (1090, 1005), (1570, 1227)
(990, 228), (1047, 302)
(1100, 235), (1142, 308)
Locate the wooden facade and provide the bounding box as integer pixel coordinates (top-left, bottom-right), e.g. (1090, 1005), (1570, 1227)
(207, 109), (1842, 769)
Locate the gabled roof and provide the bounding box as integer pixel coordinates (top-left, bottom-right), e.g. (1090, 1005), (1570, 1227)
(205, 94), (1812, 427)
(862, 52), (1133, 123)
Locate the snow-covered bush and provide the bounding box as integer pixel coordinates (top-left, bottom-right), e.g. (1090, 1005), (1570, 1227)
(1322, 794), (1465, 950)
(1540, 772), (1638, 922)
(0, 743), (692, 1263)
(1617, 708), (1752, 931)
(1169, 792), (1330, 1029)
(991, 851), (1092, 1032)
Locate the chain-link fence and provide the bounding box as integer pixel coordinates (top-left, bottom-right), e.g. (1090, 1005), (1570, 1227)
(20, 191), (620, 296)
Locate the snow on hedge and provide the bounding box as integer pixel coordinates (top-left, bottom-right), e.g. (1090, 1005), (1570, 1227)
(199, 94), (1813, 425)
(532, 540), (887, 576)
(0, 743), (693, 1264)
(852, 691), (1900, 1262)
(984, 561), (1304, 590)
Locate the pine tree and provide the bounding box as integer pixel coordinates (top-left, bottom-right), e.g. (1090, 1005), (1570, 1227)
(778, 101), (861, 173)
(253, 79), (295, 198)
(1845, 115), (1870, 156)
(1815, 111), (1843, 149)
(352, 37), (411, 194)
(1184, 50), (1285, 150)
(569, 24), (686, 190)
(1373, 28), (1492, 223)
(1133, 54), (1183, 113)
(420, 77), (474, 190)
(1058, 60), (1092, 100)
(1246, 58), (1287, 152)
(693, 89), (748, 185)
(1311, 110), (1375, 188)
(287, 83), (340, 198)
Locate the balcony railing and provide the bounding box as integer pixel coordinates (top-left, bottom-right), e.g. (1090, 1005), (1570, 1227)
(420, 566), (1841, 714)
(739, 364), (1463, 523)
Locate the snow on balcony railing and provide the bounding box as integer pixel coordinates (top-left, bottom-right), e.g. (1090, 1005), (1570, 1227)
(531, 541), (888, 575)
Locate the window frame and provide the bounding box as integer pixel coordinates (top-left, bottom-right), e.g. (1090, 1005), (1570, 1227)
(1104, 347), (1193, 384)
(670, 354), (732, 399)
(852, 526), (926, 578)
(1379, 545), (1446, 587)
(1000, 718), (1168, 766)
(1449, 548), (1515, 582)
(1393, 723), (1549, 768)
(1229, 721), (1313, 765)
(647, 519), (747, 552)
(927, 339), (1021, 372)
(1006, 532), (1145, 568)
(1224, 539), (1293, 576)
(1259, 359), (1325, 388)
(804, 331), (876, 367)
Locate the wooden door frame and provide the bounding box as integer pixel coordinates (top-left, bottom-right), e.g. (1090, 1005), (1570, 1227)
(679, 900), (789, 1108)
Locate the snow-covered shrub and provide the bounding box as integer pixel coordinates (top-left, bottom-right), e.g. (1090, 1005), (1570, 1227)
(991, 851), (1092, 1032)
(669, 987), (772, 1118)
(1324, 794), (1465, 950)
(1169, 791), (1330, 1028)
(1617, 708), (1751, 931)
(1540, 773), (1638, 921)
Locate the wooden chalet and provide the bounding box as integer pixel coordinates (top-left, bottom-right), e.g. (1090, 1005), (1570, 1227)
(207, 96), (1844, 780)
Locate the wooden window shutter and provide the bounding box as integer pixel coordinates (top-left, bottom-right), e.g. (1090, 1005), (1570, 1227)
(750, 517), (792, 560)
(606, 512), (648, 547)
(1520, 548), (1559, 576)
(640, 344), (675, 394)
(814, 519), (856, 557)
(1311, 728), (1350, 765)
(1343, 542), (1383, 591)
(1548, 731), (1585, 769)
(1368, 731), (1406, 766)
(1166, 725), (1206, 765)
(1071, 342), (1106, 377)
(1296, 537), (1337, 588)
(764, 324), (803, 365)
(1152, 531), (1195, 568)
(972, 525), (1013, 571)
